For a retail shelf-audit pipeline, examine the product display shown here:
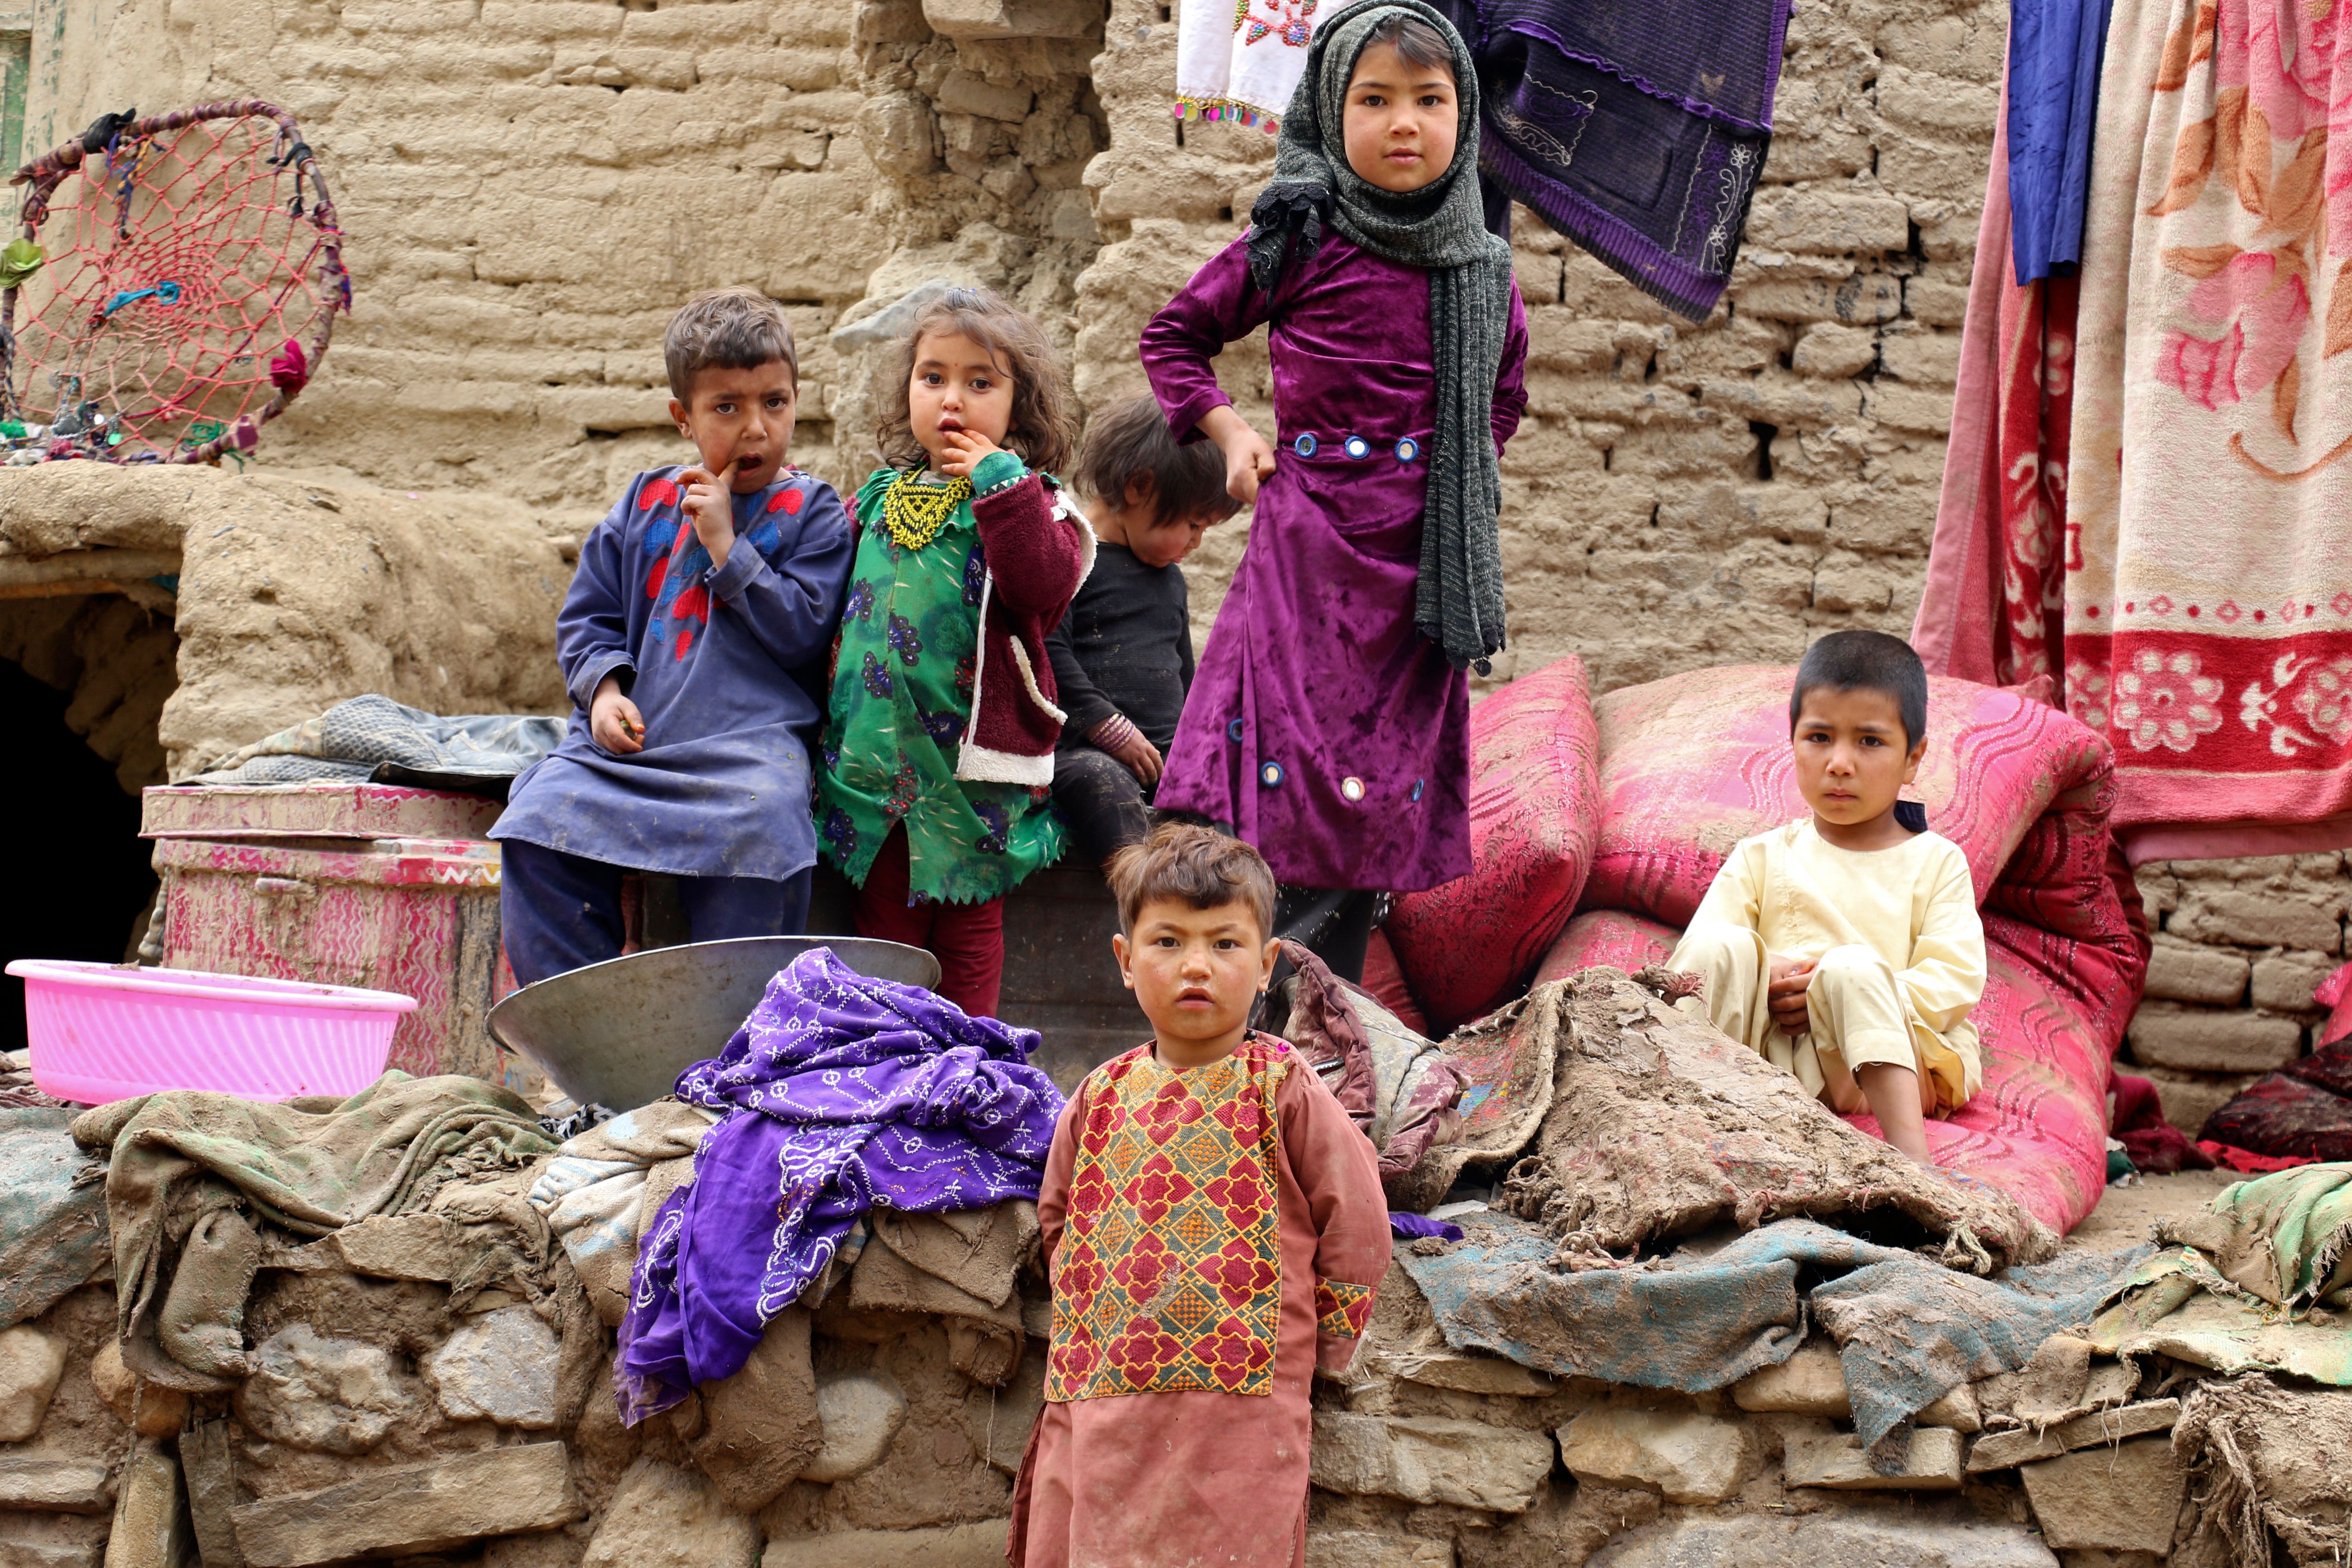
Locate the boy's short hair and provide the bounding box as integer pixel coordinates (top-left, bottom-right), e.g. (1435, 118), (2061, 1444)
(1075, 395), (1242, 527)
(876, 286), (1079, 476)
(1360, 12), (1456, 76)
(665, 288), (798, 403)
(1107, 822), (1277, 941)
(1790, 629), (1929, 750)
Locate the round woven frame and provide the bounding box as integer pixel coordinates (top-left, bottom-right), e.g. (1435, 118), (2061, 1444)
(2, 99), (349, 466)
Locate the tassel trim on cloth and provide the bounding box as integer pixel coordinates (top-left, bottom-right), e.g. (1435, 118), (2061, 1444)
(1175, 96), (1283, 133)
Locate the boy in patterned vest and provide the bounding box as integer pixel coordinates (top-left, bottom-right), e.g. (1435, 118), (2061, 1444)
(1008, 823), (1391, 1568)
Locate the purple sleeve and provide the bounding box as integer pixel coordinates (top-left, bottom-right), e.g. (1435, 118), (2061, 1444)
(1492, 279), (1530, 457)
(1139, 236), (1273, 446)
(556, 489), (638, 712)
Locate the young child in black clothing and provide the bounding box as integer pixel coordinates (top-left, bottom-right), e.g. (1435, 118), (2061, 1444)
(1047, 395), (1240, 868)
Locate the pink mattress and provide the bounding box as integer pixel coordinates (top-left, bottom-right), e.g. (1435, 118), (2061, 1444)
(1399, 661), (2150, 1235)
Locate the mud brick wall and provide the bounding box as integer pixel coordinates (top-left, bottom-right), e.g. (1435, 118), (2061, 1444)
(20, 0), (1104, 527)
(17, 0), (2350, 1099)
(1075, 0), (2003, 689)
(2128, 857), (2349, 1138)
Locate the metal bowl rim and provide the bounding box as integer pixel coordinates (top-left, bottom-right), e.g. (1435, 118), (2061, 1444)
(485, 934), (943, 1054)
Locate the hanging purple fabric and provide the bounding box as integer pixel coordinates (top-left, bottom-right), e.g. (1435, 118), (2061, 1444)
(1439, 0), (1794, 322)
(614, 947), (1065, 1423)
(2007, 0), (2116, 281)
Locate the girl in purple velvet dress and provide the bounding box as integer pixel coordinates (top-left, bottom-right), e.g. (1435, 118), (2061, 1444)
(1140, 0), (1528, 982)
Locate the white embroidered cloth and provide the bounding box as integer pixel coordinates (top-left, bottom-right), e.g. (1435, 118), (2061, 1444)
(1176, 0), (1324, 130)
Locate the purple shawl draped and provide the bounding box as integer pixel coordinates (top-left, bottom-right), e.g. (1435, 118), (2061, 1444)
(615, 948), (1065, 1422)
(1436, 0), (1793, 322)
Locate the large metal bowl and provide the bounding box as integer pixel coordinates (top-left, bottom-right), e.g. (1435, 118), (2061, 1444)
(486, 936), (942, 1111)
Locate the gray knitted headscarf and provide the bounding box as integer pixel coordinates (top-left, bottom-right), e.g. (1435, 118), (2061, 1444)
(1246, 0), (1513, 674)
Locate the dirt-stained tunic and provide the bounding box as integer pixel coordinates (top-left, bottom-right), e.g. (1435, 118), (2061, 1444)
(1009, 1032), (1391, 1568)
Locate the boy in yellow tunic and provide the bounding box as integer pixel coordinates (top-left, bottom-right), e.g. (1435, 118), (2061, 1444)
(1669, 631), (1985, 1166)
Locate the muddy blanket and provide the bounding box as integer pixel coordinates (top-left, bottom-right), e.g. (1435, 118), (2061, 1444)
(0, 1109), (110, 1329)
(73, 1072), (554, 1390)
(527, 1102), (722, 1325)
(1401, 1210), (2141, 1454)
(1489, 971), (2055, 1271)
(2163, 1163), (2352, 1311)
(1272, 942), (1464, 1197)
(2088, 1164), (2352, 1385)
(190, 693), (564, 793)
(2174, 1374), (2352, 1568)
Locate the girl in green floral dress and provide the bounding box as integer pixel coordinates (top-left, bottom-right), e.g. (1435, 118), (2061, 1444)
(815, 288), (1094, 1017)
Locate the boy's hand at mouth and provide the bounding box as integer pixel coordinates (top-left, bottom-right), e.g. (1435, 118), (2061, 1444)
(682, 456), (741, 568)
(935, 425), (1001, 479)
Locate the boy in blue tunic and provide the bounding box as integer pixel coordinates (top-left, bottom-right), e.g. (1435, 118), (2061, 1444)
(493, 288), (856, 984)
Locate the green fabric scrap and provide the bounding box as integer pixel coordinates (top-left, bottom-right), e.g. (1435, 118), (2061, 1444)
(0, 239), (42, 291)
(74, 1071), (555, 1393)
(2163, 1162), (2352, 1310)
(2087, 1245), (2352, 1387)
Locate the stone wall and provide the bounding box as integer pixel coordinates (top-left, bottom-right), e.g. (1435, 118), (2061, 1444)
(0, 1204), (2228, 1568)
(15, 0), (1103, 529)
(21, 0), (1995, 665)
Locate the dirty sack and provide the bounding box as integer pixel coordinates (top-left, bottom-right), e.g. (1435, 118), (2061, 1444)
(72, 1071), (556, 1390)
(527, 1101), (721, 1324)
(1492, 969), (2055, 1271)
(2199, 1033), (2352, 1167)
(0, 1108), (111, 1328)
(846, 1201), (1042, 1387)
(1400, 1208), (2144, 1458)
(617, 948), (1063, 1423)
(1268, 940), (1464, 1197)
(2089, 1163), (2352, 1385)
(190, 692), (564, 794)
(2171, 1372), (2352, 1568)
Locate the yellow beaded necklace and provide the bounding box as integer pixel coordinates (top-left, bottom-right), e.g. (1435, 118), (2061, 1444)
(881, 467), (972, 551)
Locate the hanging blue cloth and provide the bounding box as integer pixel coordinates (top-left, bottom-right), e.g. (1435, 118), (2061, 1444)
(2008, 0), (2117, 282)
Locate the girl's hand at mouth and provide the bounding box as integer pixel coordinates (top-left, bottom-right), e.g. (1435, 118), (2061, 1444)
(936, 426), (1003, 479)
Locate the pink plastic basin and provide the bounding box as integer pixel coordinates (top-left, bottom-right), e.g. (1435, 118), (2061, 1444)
(5, 960), (418, 1103)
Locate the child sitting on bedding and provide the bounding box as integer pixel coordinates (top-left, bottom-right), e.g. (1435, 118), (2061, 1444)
(1009, 822), (1389, 1568)
(1668, 631), (1985, 1165)
(1045, 395), (1238, 868)
(493, 288), (854, 984)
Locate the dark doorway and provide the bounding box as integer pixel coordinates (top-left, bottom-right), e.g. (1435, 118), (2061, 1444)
(0, 656), (156, 1053)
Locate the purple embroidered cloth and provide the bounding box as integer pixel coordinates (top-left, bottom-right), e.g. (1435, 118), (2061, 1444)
(1433, 0), (1794, 321)
(615, 948), (1065, 1422)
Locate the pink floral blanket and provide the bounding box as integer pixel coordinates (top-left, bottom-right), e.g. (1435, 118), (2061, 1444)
(1925, 0), (2352, 860)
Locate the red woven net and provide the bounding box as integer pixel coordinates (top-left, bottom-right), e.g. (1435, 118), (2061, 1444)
(4, 101), (348, 465)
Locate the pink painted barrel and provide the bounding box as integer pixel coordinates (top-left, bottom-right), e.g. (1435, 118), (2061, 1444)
(5, 959), (416, 1103)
